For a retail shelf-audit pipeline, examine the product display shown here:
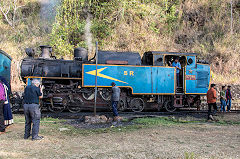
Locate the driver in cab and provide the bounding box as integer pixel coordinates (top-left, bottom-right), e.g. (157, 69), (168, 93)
(169, 57), (181, 87)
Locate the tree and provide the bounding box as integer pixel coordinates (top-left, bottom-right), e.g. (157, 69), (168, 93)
(0, 0), (24, 28)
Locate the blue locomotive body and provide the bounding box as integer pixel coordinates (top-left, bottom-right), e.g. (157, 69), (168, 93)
(0, 50), (12, 84)
(83, 64), (176, 94)
(83, 53), (210, 95)
(82, 51), (211, 112)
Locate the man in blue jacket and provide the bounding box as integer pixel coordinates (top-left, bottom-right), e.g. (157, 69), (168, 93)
(170, 57), (181, 87)
(111, 82), (120, 121)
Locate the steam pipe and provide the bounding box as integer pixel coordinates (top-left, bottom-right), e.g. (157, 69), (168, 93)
(89, 51), (96, 61)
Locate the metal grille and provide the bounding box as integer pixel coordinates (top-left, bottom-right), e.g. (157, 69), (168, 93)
(196, 71), (209, 88)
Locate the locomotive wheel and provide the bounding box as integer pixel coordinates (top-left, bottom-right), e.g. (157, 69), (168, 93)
(164, 100), (176, 112)
(99, 88), (111, 101)
(195, 99), (201, 111)
(109, 99), (126, 112)
(48, 104), (65, 113)
(67, 98), (83, 113)
(130, 98), (145, 112)
(48, 98), (65, 113)
(117, 99), (126, 112)
(82, 88), (95, 101)
(68, 106), (81, 113)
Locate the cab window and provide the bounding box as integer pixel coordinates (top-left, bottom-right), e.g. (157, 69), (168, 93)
(164, 55), (186, 68)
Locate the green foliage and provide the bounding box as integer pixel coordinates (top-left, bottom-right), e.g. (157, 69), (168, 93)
(156, 0), (180, 33)
(89, 0), (121, 44)
(133, 117), (179, 126)
(164, 1), (179, 32)
(91, 20), (112, 40)
(50, 0), (118, 56)
(50, 0), (86, 56)
(184, 152), (196, 159)
(150, 22), (160, 34)
(49, 0), (182, 56)
(133, 117), (202, 126)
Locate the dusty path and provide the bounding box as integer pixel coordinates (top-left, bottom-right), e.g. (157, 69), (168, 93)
(0, 114), (240, 159)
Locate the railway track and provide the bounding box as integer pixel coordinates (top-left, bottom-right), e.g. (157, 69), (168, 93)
(40, 109), (240, 120)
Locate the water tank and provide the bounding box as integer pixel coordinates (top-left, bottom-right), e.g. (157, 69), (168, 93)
(98, 51), (141, 65)
(74, 47), (88, 61)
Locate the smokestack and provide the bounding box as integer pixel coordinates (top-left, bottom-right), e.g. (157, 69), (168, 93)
(40, 45), (52, 58)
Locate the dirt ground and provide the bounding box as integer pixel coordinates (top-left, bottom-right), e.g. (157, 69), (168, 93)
(0, 113), (240, 159)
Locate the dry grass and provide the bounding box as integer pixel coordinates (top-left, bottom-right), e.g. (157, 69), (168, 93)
(1, 114), (240, 159)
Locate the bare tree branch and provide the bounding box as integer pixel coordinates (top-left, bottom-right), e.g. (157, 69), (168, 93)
(0, 5), (13, 27)
(0, 0), (24, 28)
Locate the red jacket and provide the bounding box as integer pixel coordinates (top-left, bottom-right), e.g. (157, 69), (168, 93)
(207, 88), (217, 103)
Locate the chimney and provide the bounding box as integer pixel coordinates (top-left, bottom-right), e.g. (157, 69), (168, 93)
(40, 45), (52, 58)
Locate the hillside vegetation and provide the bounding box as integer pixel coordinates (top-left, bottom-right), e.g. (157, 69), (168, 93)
(0, 0), (240, 91)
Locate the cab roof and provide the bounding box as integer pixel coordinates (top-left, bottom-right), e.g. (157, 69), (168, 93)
(145, 51), (198, 56)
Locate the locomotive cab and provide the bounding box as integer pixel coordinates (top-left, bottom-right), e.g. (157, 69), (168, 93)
(142, 51), (210, 94)
(165, 55), (187, 93)
(142, 51), (190, 92)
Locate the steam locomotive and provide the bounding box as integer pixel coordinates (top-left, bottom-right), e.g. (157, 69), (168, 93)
(20, 45), (211, 113)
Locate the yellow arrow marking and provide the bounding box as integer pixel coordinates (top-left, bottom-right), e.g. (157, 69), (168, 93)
(86, 67), (128, 84)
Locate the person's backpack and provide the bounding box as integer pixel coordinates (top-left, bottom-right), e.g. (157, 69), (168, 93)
(0, 82), (6, 101)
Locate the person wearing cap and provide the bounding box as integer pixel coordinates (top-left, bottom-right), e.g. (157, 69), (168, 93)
(111, 82), (120, 121)
(23, 79), (44, 140)
(207, 84), (217, 120)
(226, 85), (232, 112)
(169, 57), (181, 87)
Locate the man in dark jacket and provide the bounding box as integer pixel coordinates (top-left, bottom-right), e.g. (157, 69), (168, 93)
(23, 79), (44, 140)
(111, 82), (120, 121)
(226, 85), (232, 112)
